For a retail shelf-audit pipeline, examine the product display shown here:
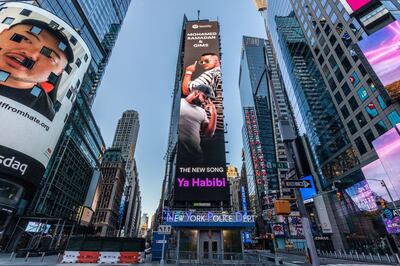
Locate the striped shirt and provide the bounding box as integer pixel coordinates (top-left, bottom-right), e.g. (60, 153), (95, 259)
(188, 67), (224, 133)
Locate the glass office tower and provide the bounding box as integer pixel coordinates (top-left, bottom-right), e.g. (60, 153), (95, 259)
(266, 0), (400, 251)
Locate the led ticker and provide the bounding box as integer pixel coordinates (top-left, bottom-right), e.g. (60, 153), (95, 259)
(244, 108), (267, 188)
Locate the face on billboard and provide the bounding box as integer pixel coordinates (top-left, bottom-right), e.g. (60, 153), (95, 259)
(175, 21), (228, 202)
(340, 0), (371, 14)
(358, 20), (400, 100)
(0, 3), (90, 187)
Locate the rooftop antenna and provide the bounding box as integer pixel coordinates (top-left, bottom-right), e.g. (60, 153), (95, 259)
(197, 10), (200, 21)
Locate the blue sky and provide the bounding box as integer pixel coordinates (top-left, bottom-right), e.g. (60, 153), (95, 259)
(92, 0), (266, 217)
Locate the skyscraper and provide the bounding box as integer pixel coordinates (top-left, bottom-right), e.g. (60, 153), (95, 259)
(111, 110), (141, 237)
(240, 36), (294, 212)
(265, 0), (400, 251)
(92, 148), (126, 237)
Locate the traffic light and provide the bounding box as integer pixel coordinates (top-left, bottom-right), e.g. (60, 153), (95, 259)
(336, 191), (343, 201)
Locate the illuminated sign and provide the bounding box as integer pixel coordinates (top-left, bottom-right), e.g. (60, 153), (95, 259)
(345, 180), (378, 212)
(174, 21), (229, 202)
(0, 3), (91, 188)
(244, 108), (267, 188)
(382, 208), (400, 234)
(358, 20), (400, 100)
(163, 210), (255, 228)
(340, 0), (371, 15)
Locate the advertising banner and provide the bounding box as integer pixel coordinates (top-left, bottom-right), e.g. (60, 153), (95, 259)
(362, 125), (400, 202)
(358, 20), (400, 101)
(174, 21), (228, 202)
(0, 3), (90, 187)
(314, 195), (333, 234)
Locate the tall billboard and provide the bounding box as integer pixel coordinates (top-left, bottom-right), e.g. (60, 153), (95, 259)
(358, 20), (400, 100)
(340, 0), (372, 15)
(174, 21), (229, 202)
(0, 3), (91, 187)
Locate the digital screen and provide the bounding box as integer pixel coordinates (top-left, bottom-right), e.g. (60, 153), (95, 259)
(174, 21), (229, 202)
(358, 20), (400, 100)
(0, 3), (91, 187)
(25, 221), (50, 233)
(382, 208), (400, 234)
(340, 0), (371, 14)
(366, 125), (400, 202)
(345, 180), (378, 212)
(300, 175), (317, 202)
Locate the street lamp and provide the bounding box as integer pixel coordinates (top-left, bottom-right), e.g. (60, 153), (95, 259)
(367, 178), (399, 214)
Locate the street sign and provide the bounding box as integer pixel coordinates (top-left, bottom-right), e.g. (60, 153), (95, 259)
(284, 180), (312, 189)
(158, 225), (172, 235)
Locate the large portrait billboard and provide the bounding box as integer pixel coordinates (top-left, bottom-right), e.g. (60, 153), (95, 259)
(174, 21), (229, 202)
(358, 20), (400, 101)
(0, 3), (91, 187)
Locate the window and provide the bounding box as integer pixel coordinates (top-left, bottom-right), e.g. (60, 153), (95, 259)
(58, 42), (67, 51)
(368, 80), (376, 92)
(357, 87), (368, 102)
(347, 120), (357, 134)
(356, 112), (367, 127)
(0, 70), (10, 82)
(349, 96), (358, 111)
(341, 105), (350, 118)
(355, 137), (367, 155)
(30, 26), (42, 35)
(334, 92), (343, 103)
(364, 129), (375, 149)
(2, 17), (14, 25)
(376, 95), (387, 110)
(350, 71), (359, 87)
(20, 9), (32, 16)
(375, 120), (387, 135)
(75, 58), (81, 67)
(66, 89), (72, 99)
(40, 46), (52, 58)
(387, 110), (400, 126)
(65, 64), (72, 74)
(365, 103), (378, 118)
(341, 57), (352, 72)
(342, 83), (350, 96)
(359, 64), (367, 76)
(335, 45), (344, 58)
(84, 54), (89, 62)
(47, 72), (58, 84)
(70, 36), (77, 45)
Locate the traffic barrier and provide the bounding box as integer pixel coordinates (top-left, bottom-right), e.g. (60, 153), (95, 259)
(61, 251), (80, 263)
(99, 252), (120, 264)
(119, 251), (141, 263)
(77, 251), (100, 263)
(61, 251), (143, 264)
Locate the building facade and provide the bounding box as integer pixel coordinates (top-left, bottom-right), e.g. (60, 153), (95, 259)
(265, 0), (400, 251)
(239, 36), (295, 247)
(25, 0), (131, 234)
(92, 148), (126, 237)
(111, 110), (141, 237)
